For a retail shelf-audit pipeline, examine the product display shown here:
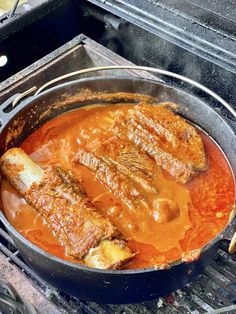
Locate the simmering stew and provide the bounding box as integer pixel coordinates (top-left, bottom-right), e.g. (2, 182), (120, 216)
(1, 103), (235, 269)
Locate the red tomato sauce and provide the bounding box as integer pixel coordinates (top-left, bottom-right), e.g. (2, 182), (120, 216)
(1, 104), (235, 269)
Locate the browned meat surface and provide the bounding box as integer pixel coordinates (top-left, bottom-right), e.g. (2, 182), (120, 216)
(94, 136), (158, 193)
(114, 118), (194, 183)
(75, 149), (150, 212)
(0, 148), (135, 268)
(113, 104), (207, 183)
(25, 166), (118, 258)
(131, 104), (207, 170)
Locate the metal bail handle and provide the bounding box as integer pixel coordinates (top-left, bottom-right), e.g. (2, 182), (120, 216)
(229, 231), (236, 254)
(34, 65), (236, 119)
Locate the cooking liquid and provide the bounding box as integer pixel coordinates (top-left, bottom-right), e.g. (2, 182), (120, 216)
(1, 104), (235, 269)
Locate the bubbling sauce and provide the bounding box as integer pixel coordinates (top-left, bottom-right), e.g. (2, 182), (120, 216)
(1, 104), (235, 269)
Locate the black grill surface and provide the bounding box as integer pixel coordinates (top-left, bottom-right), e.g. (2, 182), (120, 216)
(87, 0), (236, 73)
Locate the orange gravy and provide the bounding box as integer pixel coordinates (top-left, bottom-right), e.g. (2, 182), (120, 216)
(1, 104), (235, 269)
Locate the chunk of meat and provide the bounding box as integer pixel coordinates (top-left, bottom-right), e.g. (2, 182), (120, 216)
(0, 148), (134, 268)
(131, 103), (207, 170)
(114, 117), (195, 183)
(94, 136), (158, 193)
(113, 104), (207, 183)
(75, 149), (150, 212)
(26, 166), (118, 258)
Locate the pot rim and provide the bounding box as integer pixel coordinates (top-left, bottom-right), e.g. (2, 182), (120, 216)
(0, 75), (236, 275)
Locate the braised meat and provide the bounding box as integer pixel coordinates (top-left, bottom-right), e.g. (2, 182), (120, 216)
(75, 148), (150, 212)
(94, 136), (158, 193)
(113, 103), (207, 183)
(0, 148), (134, 269)
(25, 166), (118, 258)
(113, 117), (195, 183)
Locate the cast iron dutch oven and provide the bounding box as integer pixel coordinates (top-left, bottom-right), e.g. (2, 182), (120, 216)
(0, 66), (236, 303)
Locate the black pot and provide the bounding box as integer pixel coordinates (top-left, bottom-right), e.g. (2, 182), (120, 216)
(0, 76), (236, 303)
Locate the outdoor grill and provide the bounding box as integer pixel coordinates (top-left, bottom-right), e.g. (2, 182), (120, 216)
(0, 1), (236, 313)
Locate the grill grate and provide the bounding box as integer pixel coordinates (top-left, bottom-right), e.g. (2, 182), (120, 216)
(1, 222), (236, 313)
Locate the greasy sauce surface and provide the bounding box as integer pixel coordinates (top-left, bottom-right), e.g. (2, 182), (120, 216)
(1, 104), (235, 269)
